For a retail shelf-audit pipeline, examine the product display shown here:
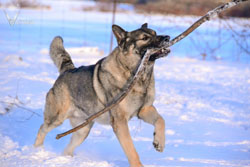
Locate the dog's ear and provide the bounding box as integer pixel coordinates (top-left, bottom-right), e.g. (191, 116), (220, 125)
(112, 25), (126, 46)
(141, 23), (148, 29)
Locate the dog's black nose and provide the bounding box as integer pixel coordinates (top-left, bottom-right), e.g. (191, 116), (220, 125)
(158, 35), (170, 42)
(163, 35), (170, 41)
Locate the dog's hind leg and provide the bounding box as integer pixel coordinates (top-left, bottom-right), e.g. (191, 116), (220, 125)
(63, 117), (94, 156)
(34, 120), (63, 147)
(34, 107), (67, 147)
(138, 105), (165, 152)
(34, 87), (71, 147)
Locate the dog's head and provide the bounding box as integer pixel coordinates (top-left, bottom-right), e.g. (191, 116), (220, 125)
(112, 23), (170, 69)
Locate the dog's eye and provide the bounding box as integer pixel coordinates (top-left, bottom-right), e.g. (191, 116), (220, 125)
(142, 36), (149, 41)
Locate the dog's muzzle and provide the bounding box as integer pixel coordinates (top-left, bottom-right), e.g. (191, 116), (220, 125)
(149, 35), (171, 61)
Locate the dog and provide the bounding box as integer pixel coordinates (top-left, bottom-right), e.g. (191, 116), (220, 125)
(34, 23), (170, 167)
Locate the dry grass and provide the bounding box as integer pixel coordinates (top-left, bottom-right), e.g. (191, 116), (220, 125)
(222, 1), (250, 17)
(134, 0), (250, 17)
(95, 0), (250, 18)
(12, 0), (50, 9)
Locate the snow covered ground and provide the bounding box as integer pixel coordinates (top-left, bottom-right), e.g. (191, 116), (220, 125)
(0, 1), (250, 167)
(0, 52), (250, 167)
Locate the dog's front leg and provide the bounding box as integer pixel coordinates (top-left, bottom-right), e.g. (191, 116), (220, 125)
(138, 105), (165, 152)
(111, 113), (143, 167)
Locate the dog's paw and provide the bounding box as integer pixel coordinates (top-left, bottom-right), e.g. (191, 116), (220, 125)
(153, 132), (165, 152)
(34, 138), (44, 148)
(63, 149), (74, 157)
(33, 143), (42, 148)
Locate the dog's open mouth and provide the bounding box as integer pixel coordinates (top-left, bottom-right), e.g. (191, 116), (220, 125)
(140, 36), (171, 61)
(149, 36), (171, 61)
(149, 47), (171, 61)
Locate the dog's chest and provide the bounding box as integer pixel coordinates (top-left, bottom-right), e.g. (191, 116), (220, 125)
(96, 73), (154, 124)
(121, 71), (155, 118)
(95, 59), (155, 123)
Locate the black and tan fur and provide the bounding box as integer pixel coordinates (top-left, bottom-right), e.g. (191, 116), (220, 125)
(34, 23), (170, 167)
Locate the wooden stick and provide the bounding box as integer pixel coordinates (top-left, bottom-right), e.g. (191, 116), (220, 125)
(56, 0), (247, 140)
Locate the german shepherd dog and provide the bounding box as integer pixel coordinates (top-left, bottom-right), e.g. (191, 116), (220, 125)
(34, 23), (170, 167)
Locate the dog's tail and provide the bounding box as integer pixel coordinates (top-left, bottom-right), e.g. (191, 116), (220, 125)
(50, 36), (75, 74)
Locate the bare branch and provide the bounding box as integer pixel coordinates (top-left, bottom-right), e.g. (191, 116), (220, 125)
(56, 0), (248, 140)
(0, 97), (41, 118)
(165, 0), (248, 47)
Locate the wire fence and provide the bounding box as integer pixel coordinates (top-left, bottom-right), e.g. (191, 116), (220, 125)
(0, 0), (249, 62)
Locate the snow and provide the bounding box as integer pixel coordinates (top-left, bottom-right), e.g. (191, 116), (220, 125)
(0, 134), (113, 167)
(1, 53), (249, 166)
(0, 1), (250, 167)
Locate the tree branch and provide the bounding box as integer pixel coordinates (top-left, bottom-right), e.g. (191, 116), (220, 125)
(0, 98), (41, 118)
(56, 0), (248, 140)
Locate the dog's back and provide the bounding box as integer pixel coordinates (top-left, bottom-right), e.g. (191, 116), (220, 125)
(54, 65), (101, 116)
